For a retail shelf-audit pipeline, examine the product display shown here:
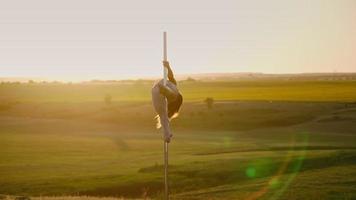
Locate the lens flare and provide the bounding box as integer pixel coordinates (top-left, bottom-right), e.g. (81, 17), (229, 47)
(244, 132), (309, 200)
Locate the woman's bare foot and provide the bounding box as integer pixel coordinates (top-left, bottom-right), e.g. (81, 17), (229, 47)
(164, 134), (173, 143)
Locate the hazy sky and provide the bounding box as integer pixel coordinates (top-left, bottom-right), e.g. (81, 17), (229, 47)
(0, 0), (355, 81)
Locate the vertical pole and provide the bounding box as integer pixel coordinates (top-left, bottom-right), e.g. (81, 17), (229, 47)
(163, 32), (168, 86)
(163, 31), (169, 200)
(164, 141), (169, 200)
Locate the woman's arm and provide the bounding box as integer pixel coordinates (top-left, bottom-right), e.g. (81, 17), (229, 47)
(163, 61), (177, 85)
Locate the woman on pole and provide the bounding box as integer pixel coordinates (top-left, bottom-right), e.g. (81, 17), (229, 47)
(152, 61), (183, 143)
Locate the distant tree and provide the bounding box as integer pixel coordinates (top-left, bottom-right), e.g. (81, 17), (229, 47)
(105, 94), (112, 106)
(186, 77), (196, 82)
(28, 80), (35, 84)
(51, 81), (62, 84)
(204, 97), (214, 109)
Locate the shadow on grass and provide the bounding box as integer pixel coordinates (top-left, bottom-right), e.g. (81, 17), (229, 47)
(81, 151), (356, 198)
(194, 145), (356, 155)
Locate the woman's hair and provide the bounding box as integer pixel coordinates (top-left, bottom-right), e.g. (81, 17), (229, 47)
(155, 94), (183, 129)
(168, 94), (183, 119)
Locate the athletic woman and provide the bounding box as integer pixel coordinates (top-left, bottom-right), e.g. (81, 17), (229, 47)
(151, 61), (183, 143)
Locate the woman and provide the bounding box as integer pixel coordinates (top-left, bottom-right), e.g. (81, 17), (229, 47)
(151, 61), (183, 143)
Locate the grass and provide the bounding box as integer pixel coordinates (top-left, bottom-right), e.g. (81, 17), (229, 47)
(0, 195), (131, 200)
(1, 80), (356, 103)
(0, 79), (356, 199)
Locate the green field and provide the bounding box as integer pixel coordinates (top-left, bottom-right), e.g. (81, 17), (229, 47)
(1, 80), (356, 102)
(1, 80), (356, 199)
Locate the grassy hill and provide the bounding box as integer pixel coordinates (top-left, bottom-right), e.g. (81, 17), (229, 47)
(0, 79), (355, 199)
(1, 80), (356, 103)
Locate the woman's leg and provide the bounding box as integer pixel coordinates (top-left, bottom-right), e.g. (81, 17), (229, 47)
(152, 84), (172, 142)
(159, 105), (172, 142)
(158, 83), (179, 101)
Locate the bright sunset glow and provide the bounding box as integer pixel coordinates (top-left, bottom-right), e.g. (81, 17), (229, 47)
(0, 0), (355, 81)
(1, 1), (356, 199)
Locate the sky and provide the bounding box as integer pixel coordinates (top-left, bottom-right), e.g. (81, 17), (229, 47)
(0, 0), (355, 81)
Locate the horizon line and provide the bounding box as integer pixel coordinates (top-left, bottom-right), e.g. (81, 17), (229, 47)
(1, 71), (356, 83)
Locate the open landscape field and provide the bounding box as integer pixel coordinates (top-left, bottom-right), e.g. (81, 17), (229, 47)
(1, 79), (356, 199)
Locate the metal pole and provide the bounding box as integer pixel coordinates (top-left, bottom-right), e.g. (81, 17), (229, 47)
(163, 32), (167, 62)
(164, 141), (169, 200)
(163, 31), (169, 200)
(163, 32), (168, 86)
